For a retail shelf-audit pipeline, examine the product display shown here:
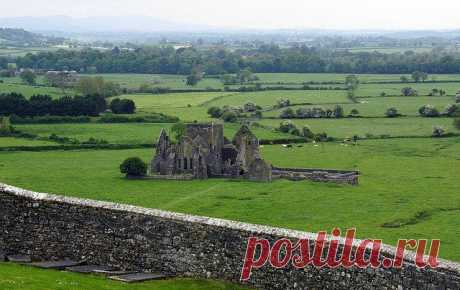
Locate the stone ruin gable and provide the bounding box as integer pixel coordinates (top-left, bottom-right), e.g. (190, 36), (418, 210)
(1, 183), (460, 290)
(248, 158), (272, 182)
(232, 125), (261, 172)
(151, 129), (176, 175)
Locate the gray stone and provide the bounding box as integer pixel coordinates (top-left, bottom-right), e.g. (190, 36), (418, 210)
(93, 270), (138, 276)
(31, 260), (81, 269)
(66, 265), (114, 273)
(0, 252), (5, 261)
(150, 124), (272, 182)
(6, 255), (31, 263)
(109, 272), (169, 283)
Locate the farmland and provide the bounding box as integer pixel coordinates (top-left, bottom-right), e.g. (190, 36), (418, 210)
(0, 137), (459, 260)
(1, 71), (460, 266)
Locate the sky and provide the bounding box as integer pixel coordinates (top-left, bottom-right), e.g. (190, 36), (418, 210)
(1, 0), (460, 30)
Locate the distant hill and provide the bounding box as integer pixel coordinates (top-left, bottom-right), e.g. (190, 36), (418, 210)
(0, 28), (65, 47)
(0, 16), (214, 34)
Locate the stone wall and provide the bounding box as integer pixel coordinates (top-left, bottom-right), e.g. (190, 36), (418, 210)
(1, 183), (459, 290)
(272, 167), (359, 185)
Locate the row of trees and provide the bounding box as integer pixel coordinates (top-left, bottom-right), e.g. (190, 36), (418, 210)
(5, 46), (460, 75)
(0, 93), (138, 117)
(0, 93), (107, 117)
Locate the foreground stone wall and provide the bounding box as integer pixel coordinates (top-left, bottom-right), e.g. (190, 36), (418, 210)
(0, 183), (459, 289)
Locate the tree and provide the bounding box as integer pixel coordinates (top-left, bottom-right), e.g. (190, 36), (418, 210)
(401, 87), (418, 96)
(243, 102), (257, 112)
(421, 72), (429, 82)
(385, 107), (400, 118)
(333, 105), (344, 118)
(186, 66), (203, 86)
(76, 77), (120, 98)
(186, 74), (200, 86)
(302, 125), (314, 139)
(432, 126), (445, 137)
(345, 75), (359, 102)
(171, 122), (186, 140)
(276, 98), (290, 108)
(221, 110), (238, 123)
(110, 98), (136, 114)
(120, 157), (147, 177)
(20, 69), (36, 85)
(207, 106), (223, 118)
(419, 105), (440, 117)
(280, 108), (295, 118)
(29, 94), (53, 116)
(443, 104), (459, 117)
(349, 109), (360, 117)
(279, 120), (297, 133)
(0, 116), (12, 136)
(411, 71), (426, 83)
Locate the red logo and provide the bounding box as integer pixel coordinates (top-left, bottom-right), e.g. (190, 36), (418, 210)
(241, 228), (440, 281)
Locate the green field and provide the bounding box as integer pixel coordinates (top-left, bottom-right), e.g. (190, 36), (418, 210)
(357, 82), (460, 97)
(260, 117), (455, 138)
(0, 263), (247, 290)
(2, 72), (460, 276)
(0, 137), (57, 147)
(0, 76), (74, 98)
(265, 96), (455, 118)
(15, 122), (295, 144)
(1, 137), (459, 260)
(87, 74), (223, 90)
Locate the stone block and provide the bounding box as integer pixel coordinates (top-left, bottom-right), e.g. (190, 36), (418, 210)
(109, 272), (169, 283)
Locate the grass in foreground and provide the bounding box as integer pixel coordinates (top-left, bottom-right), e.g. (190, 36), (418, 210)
(0, 263), (247, 290)
(0, 138), (459, 261)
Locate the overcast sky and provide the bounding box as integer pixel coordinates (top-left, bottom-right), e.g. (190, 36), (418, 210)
(2, 0), (460, 30)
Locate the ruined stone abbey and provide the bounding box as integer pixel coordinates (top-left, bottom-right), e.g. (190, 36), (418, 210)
(151, 123), (272, 181)
(151, 123), (359, 184)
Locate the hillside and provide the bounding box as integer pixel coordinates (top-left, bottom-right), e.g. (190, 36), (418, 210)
(0, 28), (65, 47)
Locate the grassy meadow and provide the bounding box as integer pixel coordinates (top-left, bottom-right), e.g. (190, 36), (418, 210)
(0, 263), (247, 290)
(1, 72), (460, 269)
(0, 138), (459, 260)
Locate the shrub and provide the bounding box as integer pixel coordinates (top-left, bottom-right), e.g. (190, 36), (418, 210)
(120, 157), (147, 177)
(385, 107), (400, 118)
(207, 106), (223, 118)
(349, 109), (360, 117)
(302, 125), (314, 139)
(276, 98), (290, 108)
(243, 102), (257, 112)
(279, 120), (297, 133)
(110, 98), (136, 114)
(171, 122), (186, 140)
(443, 104), (459, 117)
(432, 126), (446, 137)
(280, 108), (295, 118)
(401, 87), (418, 96)
(0, 116), (13, 136)
(333, 105), (344, 118)
(221, 110), (238, 123)
(419, 105), (440, 117)
(314, 132), (329, 142)
(20, 69), (37, 85)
